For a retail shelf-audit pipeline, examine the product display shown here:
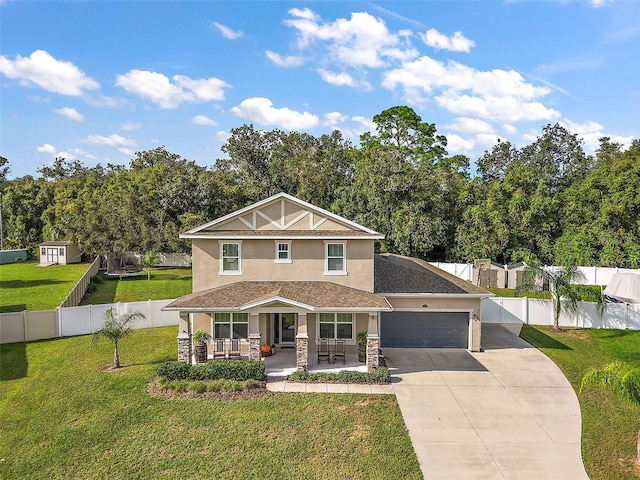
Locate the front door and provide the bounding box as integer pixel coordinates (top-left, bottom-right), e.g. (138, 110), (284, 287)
(274, 313), (296, 345)
(46, 248), (59, 264)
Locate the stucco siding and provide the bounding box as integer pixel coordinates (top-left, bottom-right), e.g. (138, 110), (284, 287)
(191, 238), (374, 292)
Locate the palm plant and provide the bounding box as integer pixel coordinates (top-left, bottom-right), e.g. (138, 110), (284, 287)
(581, 362), (640, 466)
(140, 250), (161, 280)
(93, 306), (146, 368)
(516, 264), (605, 330)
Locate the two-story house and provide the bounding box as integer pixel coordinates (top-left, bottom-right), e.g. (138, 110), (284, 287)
(164, 193), (490, 371)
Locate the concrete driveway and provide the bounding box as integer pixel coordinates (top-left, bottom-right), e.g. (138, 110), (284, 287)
(386, 324), (589, 480)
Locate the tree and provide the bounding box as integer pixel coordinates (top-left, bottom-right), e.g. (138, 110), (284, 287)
(93, 307), (146, 368)
(516, 264), (605, 330)
(337, 106), (449, 258)
(581, 362), (640, 466)
(140, 250), (161, 280)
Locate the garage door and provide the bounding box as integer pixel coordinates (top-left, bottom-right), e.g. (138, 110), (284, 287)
(381, 311), (469, 348)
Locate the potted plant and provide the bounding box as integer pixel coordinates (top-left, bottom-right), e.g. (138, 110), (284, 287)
(357, 331), (367, 363)
(193, 330), (211, 363)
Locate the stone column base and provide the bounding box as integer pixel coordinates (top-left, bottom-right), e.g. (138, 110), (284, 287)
(296, 334), (309, 372)
(366, 335), (380, 372)
(248, 333), (261, 362)
(177, 331), (192, 364)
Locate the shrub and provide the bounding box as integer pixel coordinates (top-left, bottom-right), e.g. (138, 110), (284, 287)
(201, 360), (265, 381)
(156, 360), (265, 382)
(157, 361), (191, 381)
(289, 368), (391, 384)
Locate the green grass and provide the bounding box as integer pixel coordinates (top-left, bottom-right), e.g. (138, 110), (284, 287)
(520, 325), (640, 480)
(488, 288), (551, 298)
(0, 327), (421, 480)
(0, 261), (92, 312)
(80, 268), (192, 304)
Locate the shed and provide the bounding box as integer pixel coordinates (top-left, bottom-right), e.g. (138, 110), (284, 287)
(0, 249), (28, 265)
(39, 241), (81, 266)
(506, 262), (529, 289)
(472, 260), (506, 289)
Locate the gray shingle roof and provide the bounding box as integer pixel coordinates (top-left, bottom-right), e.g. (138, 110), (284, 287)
(374, 254), (489, 295)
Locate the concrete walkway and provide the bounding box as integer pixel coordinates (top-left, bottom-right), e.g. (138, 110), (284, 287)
(386, 324), (589, 480)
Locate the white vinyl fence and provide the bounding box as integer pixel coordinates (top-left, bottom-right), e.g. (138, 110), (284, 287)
(481, 297), (640, 330)
(429, 262), (640, 286)
(59, 299), (180, 337)
(0, 299), (180, 344)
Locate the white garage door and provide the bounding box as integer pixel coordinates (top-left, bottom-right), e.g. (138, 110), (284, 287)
(381, 311), (469, 348)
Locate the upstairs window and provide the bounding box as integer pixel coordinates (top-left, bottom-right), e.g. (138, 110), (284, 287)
(220, 242), (242, 274)
(275, 241), (292, 263)
(325, 242), (346, 274)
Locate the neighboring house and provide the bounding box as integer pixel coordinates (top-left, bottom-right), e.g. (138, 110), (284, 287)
(164, 193), (491, 371)
(39, 241), (81, 266)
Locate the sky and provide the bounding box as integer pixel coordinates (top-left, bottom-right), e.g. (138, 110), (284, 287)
(1, 0), (639, 179)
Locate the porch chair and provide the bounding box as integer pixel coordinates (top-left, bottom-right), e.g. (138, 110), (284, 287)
(213, 338), (227, 360)
(334, 339), (346, 365)
(228, 338), (242, 360)
(317, 338), (330, 363)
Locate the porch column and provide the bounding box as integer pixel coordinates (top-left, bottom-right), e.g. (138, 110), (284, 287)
(366, 313), (379, 371)
(296, 313), (308, 372)
(177, 313), (192, 363)
(248, 313), (261, 362)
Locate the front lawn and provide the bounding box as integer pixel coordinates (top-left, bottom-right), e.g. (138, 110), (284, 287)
(520, 325), (640, 480)
(0, 327), (421, 480)
(0, 261), (91, 312)
(80, 267), (192, 304)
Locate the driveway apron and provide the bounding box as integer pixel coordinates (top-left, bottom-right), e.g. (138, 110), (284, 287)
(386, 324), (589, 480)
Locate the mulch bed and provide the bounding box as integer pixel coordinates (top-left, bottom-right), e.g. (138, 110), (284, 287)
(147, 380), (271, 400)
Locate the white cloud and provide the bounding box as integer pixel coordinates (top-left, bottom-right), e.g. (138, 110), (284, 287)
(561, 118), (634, 153)
(323, 111), (348, 127)
(231, 97), (319, 130)
(446, 117), (493, 134)
(445, 133), (475, 152)
(119, 121), (142, 131)
(475, 133), (501, 150)
(318, 69), (363, 88)
(115, 70), (230, 109)
(118, 148), (135, 156)
(193, 115), (217, 126)
(212, 21), (243, 39)
(84, 134), (137, 147)
(265, 51), (305, 67)
(285, 9), (418, 68)
(0, 50), (99, 96)
(37, 143), (56, 154)
(382, 56), (560, 123)
(502, 124), (518, 135)
(288, 7), (319, 21)
(55, 107), (84, 122)
(352, 115), (376, 131)
(420, 28), (475, 53)
(215, 131), (230, 142)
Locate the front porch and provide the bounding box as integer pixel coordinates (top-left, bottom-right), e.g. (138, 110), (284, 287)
(263, 345), (369, 378)
(165, 280), (392, 372)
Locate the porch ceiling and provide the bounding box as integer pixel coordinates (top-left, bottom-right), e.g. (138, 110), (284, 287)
(163, 281), (391, 312)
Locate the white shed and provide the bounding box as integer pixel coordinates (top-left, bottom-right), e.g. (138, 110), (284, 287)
(39, 241), (81, 266)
